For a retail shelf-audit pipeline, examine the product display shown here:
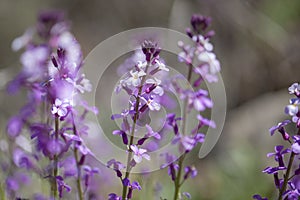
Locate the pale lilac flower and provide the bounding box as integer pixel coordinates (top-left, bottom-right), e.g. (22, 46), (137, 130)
(186, 89), (213, 112)
(291, 142), (300, 154)
(285, 98), (300, 116)
(51, 98), (71, 118)
(11, 28), (34, 51)
(137, 60), (147, 69)
(197, 51), (220, 75)
(193, 35), (213, 51)
(140, 96), (161, 111)
(182, 192), (191, 199)
(130, 145), (150, 163)
(184, 166), (198, 180)
(194, 64), (218, 83)
(126, 70), (146, 87)
(288, 83), (300, 96)
(20, 45), (49, 80)
(155, 59), (169, 72)
(7, 116), (23, 138)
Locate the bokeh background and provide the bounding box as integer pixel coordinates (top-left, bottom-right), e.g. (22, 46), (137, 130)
(1, 0), (300, 199)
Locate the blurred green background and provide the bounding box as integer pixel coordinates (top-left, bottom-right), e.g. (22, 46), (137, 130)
(1, 0), (300, 199)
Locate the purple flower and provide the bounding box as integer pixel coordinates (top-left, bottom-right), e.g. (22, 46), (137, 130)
(185, 89), (213, 112)
(283, 182), (300, 200)
(56, 176), (71, 198)
(145, 78), (164, 96)
(182, 192), (191, 199)
(190, 14), (211, 33)
(140, 95), (161, 111)
(262, 166), (286, 174)
(178, 42), (195, 65)
(108, 193), (122, 200)
(172, 133), (205, 152)
(130, 145), (150, 163)
(13, 148), (33, 169)
(61, 156), (77, 177)
(252, 194), (268, 200)
(285, 98), (300, 116)
(145, 124), (161, 139)
(269, 120), (291, 140)
(184, 166), (198, 180)
(166, 113), (182, 135)
(137, 125), (160, 145)
(83, 165), (99, 188)
(112, 130), (128, 145)
(107, 159), (125, 178)
(267, 145), (290, 167)
(7, 116), (23, 138)
(51, 98), (71, 118)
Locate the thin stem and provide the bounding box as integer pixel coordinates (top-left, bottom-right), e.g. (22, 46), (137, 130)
(181, 64), (193, 136)
(122, 63), (150, 199)
(52, 116), (59, 199)
(173, 154), (186, 200)
(277, 152), (295, 200)
(173, 64), (193, 200)
(72, 116), (84, 200)
(74, 148), (84, 200)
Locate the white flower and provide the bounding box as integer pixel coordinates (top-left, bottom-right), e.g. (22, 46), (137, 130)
(288, 83), (300, 94)
(126, 70), (146, 87)
(51, 99), (71, 117)
(193, 35), (213, 51)
(155, 60), (169, 72)
(198, 52), (220, 74)
(137, 61), (147, 69)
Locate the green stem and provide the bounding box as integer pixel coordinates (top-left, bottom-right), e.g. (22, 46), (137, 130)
(51, 116), (59, 199)
(74, 148), (84, 200)
(277, 152), (295, 200)
(173, 64), (193, 200)
(72, 117), (84, 200)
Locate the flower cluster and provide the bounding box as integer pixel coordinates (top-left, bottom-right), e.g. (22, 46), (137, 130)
(6, 11), (98, 200)
(254, 83), (300, 200)
(178, 14), (220, 84)
(107, 40), (169, 199)
(160, 14), (220, 200)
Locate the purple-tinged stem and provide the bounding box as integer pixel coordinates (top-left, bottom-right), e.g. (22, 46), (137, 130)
(52, 116), (59, 199)
(277, 152), (295, 200)
(72, 115), (84, 200)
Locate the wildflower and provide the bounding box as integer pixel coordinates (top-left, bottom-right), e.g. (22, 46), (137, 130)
(126, 70), (146, 87)
(130, 145), (150, 163)
(51, 98), (71, 118)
